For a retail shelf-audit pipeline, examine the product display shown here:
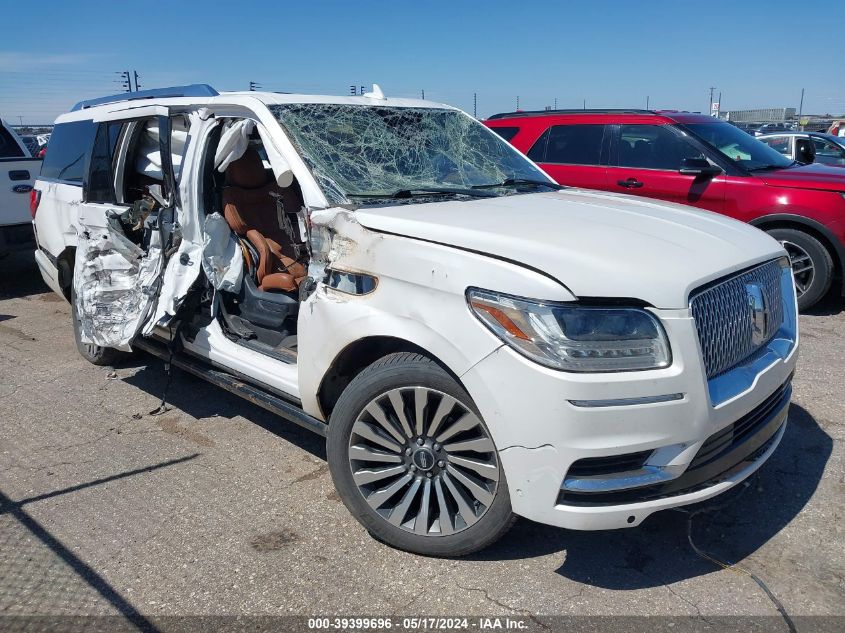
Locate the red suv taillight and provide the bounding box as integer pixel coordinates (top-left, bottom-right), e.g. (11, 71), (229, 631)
(29, 188), (41, 219)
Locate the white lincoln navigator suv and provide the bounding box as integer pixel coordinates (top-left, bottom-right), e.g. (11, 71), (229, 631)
(32, 84), (798, 556)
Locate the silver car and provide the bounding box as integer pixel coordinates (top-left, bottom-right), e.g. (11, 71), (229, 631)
(758, 131), (845, 167)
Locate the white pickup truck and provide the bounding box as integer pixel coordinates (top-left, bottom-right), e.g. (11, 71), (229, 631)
(1, 119), (40, 255)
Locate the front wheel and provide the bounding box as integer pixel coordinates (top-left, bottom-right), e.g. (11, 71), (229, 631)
(766, 227), (834, 311)
(327, 352), (514, 557)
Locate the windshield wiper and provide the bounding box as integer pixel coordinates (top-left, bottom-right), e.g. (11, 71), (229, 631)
(472, 178), (562, 190)
(747, 163), (794, 172)
(347, 187), (497, 199)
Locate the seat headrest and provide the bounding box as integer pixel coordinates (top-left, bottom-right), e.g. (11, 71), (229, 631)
(225, 148), (268, 189)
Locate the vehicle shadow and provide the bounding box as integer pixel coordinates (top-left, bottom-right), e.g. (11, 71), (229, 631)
(803, 291), (844, 317)
(121, 357), (327, 460)
(0, 251), (50, 300)
(472, 403), (831, 589)
(0, 456), (200, 633)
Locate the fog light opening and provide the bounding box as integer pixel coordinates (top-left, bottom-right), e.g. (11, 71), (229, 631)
(627, 515), (636, 524)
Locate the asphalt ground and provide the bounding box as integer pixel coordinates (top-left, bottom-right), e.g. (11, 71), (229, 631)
(0, 250), (843, 632)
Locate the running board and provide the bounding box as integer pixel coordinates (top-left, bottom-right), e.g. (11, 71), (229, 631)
(133, 337), (328, 438)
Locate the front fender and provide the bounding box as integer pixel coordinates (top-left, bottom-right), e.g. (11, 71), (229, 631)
(295, 215), (574, 419)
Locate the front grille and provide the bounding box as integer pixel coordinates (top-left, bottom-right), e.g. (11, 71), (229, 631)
(690, 260), (784, 379)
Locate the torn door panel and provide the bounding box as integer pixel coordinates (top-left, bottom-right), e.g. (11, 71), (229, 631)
(73, 214), (163, 348)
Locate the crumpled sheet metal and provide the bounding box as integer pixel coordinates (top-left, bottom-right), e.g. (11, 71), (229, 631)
(202, 212), (243, 293)
(73, 217), (163, 348)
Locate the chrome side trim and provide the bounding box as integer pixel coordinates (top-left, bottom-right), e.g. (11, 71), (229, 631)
(568, 393), (684, 408)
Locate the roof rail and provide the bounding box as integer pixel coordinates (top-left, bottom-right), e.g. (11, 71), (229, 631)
(71, 84), (219, 112)
(487, 108), (656, 120)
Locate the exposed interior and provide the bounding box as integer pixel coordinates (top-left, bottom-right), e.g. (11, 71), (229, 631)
(200, 119), (310, 361)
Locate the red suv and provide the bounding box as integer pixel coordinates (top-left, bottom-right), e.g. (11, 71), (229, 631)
(486, 109), (845, 310)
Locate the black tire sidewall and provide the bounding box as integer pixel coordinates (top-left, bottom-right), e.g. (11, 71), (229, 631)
(766, 228), (833, 311)
(327, 353), (514, 557)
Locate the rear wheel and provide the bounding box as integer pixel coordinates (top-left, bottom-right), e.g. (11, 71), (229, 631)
(71, 284), (123, 366)
(327, 352), (514, 557)
(766, 227), (834, 311)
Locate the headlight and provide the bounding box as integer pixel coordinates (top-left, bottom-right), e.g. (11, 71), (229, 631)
(467, 289), (671, 372)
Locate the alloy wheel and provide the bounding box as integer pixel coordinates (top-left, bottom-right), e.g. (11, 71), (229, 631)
(780, 239), (815, 298)
(347, 387), (500, 536)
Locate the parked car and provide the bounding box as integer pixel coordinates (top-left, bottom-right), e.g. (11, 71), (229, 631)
(750, 123), (792, 136)
(486, 109), (845, 310)
(0, 119), (39, 255)
(34, 85), (797, 556)
(759, 132), (845, 168)
(828, 120), (845, 137)
(19, 134), (41, 156)
(731, 122), (760, 135)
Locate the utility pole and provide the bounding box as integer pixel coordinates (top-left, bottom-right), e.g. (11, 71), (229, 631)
(716, 91), (721, 117)
(133, 70), (141, 92)
(349, 85), (356, 96)
(116, 70), (132, 92)
(708, 86), (716, 114)
(249, 81), (262, 91)
(798, 87), (805, 121)
(554, 97), (557, 109)
(421, 89), (425, 99)
(646, 95), (650, 109)
(473, 92), (477, 118)
(516, 95), (520, 110)
(583, 99), (586, 110)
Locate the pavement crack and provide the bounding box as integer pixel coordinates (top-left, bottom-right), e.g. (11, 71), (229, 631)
(663, 582), (713, 625)
(456, 584), (550, 630)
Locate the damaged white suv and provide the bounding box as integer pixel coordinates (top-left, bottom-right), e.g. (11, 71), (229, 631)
(33, 84), (798, 556)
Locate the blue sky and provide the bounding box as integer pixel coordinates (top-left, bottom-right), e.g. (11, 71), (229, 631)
(1, 0), (843, 124)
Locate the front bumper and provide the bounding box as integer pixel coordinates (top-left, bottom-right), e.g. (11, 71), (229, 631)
(460, 297), (798, 531)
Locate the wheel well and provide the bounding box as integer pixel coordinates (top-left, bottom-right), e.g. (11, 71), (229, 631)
(317, 337), (450, 420)
(56, 247), (76, 301)
(754, 219), (842, 279)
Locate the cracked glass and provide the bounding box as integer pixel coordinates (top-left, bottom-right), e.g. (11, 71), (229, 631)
(270, 104), (552, 204)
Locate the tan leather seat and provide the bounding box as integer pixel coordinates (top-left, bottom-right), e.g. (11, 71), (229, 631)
(222, 148), (306, 292)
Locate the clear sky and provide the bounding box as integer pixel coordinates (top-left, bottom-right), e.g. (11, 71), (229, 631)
(1, 0), (843, 124)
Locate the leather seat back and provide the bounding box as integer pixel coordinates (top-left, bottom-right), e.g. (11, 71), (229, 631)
(222, 148), (306, 292)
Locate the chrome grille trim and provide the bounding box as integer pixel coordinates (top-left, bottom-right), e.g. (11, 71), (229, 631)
(690, 260), (785, 379)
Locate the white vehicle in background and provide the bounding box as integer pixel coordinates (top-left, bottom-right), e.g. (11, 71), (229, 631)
(0, 119), (39, 256)
(33, 85), (798, 556)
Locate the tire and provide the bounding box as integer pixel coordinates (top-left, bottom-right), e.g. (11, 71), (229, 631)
(70, 283), (124, 366)
(766, 228), (834, 311)
(327, 352), (515, 557)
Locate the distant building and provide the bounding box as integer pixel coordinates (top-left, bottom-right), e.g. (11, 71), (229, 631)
(722, 108), (796, 123)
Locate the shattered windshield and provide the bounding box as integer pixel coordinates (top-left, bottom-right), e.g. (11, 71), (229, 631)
(270, 104), (554, 204)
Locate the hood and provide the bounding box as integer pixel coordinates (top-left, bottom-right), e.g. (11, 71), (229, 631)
(756, 162), (845, 191)
(354, 189), (785, 308)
